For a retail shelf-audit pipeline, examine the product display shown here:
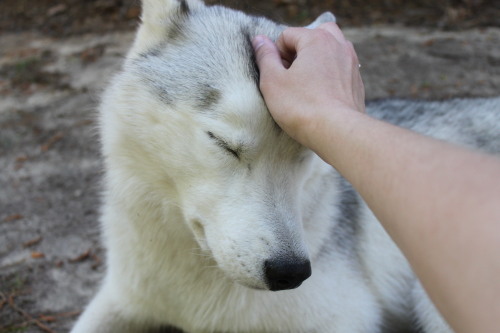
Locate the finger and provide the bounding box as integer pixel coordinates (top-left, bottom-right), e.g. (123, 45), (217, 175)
(252, 35), (285, 74)
(276, 28), (300, 64)
(316, 22), (347, 43)
(277, 24), (348, 64)
(275, 27), (312, 64)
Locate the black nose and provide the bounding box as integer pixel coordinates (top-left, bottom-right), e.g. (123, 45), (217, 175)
(264, 258), (312, 291)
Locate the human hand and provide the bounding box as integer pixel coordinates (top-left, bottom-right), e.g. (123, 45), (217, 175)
(252, 23), (365, 148)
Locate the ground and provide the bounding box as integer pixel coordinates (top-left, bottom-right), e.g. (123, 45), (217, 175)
(0, 1), (499, 332)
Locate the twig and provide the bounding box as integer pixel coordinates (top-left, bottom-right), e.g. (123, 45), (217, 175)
(39, 310), (81, 321)
(0, 291), (56, 333)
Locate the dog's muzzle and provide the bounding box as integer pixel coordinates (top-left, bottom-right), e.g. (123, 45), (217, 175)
(264, 258), (312, 291)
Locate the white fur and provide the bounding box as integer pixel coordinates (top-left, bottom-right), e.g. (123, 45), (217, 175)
(70, 1), (469, 332)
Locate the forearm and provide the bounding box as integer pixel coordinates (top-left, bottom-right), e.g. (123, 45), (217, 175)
(310, 107), (500, 333)
(253, 24), (500, 331)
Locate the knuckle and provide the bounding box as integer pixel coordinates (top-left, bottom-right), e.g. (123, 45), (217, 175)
(313, 29), (331, 41)
(318, 22), (338, 30)
(280, 27), (296, 42)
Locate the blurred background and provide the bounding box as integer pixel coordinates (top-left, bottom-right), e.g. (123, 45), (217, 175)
(0, 0), (499, 36)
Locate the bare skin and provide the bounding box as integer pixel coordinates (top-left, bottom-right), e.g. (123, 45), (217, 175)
(252, 23), (500, 333)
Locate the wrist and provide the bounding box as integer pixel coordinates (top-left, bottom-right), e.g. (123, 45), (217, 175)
(299, 102), (362, 163)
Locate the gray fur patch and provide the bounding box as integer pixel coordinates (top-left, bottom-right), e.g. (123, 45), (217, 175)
(167, 21), (187, 42)
(140, 47), (162, 58)
(332, 177), (360, 257)
(197, 85), (221, 110)
(179, 0), (189, 15)
(167, 15), (189, 42)
(166, 0), (192, 42)
(132, 4), (286, 114)
(241, 27), (260, 86)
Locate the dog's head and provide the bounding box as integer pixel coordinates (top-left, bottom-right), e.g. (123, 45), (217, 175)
(104, 0), (336, 291)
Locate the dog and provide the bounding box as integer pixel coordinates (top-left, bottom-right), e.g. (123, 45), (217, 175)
(71, 0), (500, 332)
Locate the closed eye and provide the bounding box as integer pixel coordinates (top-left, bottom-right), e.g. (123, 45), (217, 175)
(207, 131), (241, 160)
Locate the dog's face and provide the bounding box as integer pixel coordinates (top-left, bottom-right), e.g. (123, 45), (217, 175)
(172, 85), (315, 290)
(108, 0), (335, 291)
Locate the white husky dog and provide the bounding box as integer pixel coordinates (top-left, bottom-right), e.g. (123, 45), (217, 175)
(71, 0), (500, 332)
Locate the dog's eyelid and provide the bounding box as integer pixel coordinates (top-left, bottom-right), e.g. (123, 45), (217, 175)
(207, 131), (241, 160)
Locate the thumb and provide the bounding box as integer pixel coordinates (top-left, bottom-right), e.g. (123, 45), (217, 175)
(252, 35), (284, 75)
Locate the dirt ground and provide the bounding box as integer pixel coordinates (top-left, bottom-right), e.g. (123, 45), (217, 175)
(0, 0), (499, 332)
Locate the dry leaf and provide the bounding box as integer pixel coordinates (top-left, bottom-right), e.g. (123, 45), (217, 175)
(3, 214), (23, 222)
(23, 236), (43, 248)
(41, 132), (64, 152)
(69, 249), (91, 262)
(31, 252), (45, 259)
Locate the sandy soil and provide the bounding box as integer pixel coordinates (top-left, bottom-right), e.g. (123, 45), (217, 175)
(0, 3), (499, 333)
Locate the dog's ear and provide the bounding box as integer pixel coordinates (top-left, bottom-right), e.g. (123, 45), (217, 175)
(141, 0), (194, 28)
(305, 12), (336, 29)
(129, 0), (202, 56)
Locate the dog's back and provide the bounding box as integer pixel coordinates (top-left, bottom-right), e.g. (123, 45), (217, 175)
(370, 97), (500, 153)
